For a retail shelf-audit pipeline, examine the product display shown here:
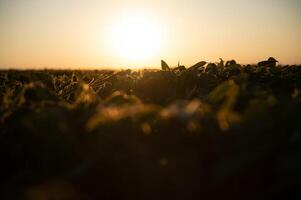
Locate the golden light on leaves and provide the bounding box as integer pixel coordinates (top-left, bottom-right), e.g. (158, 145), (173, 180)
(209, 80), (241, 131)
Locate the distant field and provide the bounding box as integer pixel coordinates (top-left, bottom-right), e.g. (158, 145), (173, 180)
(0, 60), (301, 200)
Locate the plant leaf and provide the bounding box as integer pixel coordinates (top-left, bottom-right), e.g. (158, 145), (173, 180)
(161, 60), (170, 71)
(188, 61), (207, 70)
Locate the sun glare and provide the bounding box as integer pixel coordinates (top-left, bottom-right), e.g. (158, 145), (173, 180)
(108, 14), (164, 63)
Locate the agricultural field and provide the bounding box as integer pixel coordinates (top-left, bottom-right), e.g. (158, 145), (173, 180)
(0, 60), (301, 199)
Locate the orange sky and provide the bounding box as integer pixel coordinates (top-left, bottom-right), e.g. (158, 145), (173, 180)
(0, 0), (300, 69)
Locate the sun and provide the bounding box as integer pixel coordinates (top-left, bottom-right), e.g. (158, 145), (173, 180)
(108, 14), (164, 62)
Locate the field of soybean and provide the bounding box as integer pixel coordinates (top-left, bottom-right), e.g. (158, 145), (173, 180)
(1, 59), (301, 200)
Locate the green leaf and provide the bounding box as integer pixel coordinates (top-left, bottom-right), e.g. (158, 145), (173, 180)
(161, 60), (170, 71)
(188, 61), (207, 71)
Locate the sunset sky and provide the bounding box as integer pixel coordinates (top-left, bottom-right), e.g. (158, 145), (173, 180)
(0, 0), (300, 69)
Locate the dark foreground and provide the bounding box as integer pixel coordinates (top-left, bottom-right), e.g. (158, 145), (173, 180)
(1, 61), (301, 199)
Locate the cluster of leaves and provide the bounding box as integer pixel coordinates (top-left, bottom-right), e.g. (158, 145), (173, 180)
(0, 60), (301, 200)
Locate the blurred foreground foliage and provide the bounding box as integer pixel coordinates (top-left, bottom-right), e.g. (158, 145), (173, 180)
(0, 60), (301, 200)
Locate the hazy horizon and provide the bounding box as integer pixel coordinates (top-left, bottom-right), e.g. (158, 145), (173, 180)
(1, 0), (301, 69)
